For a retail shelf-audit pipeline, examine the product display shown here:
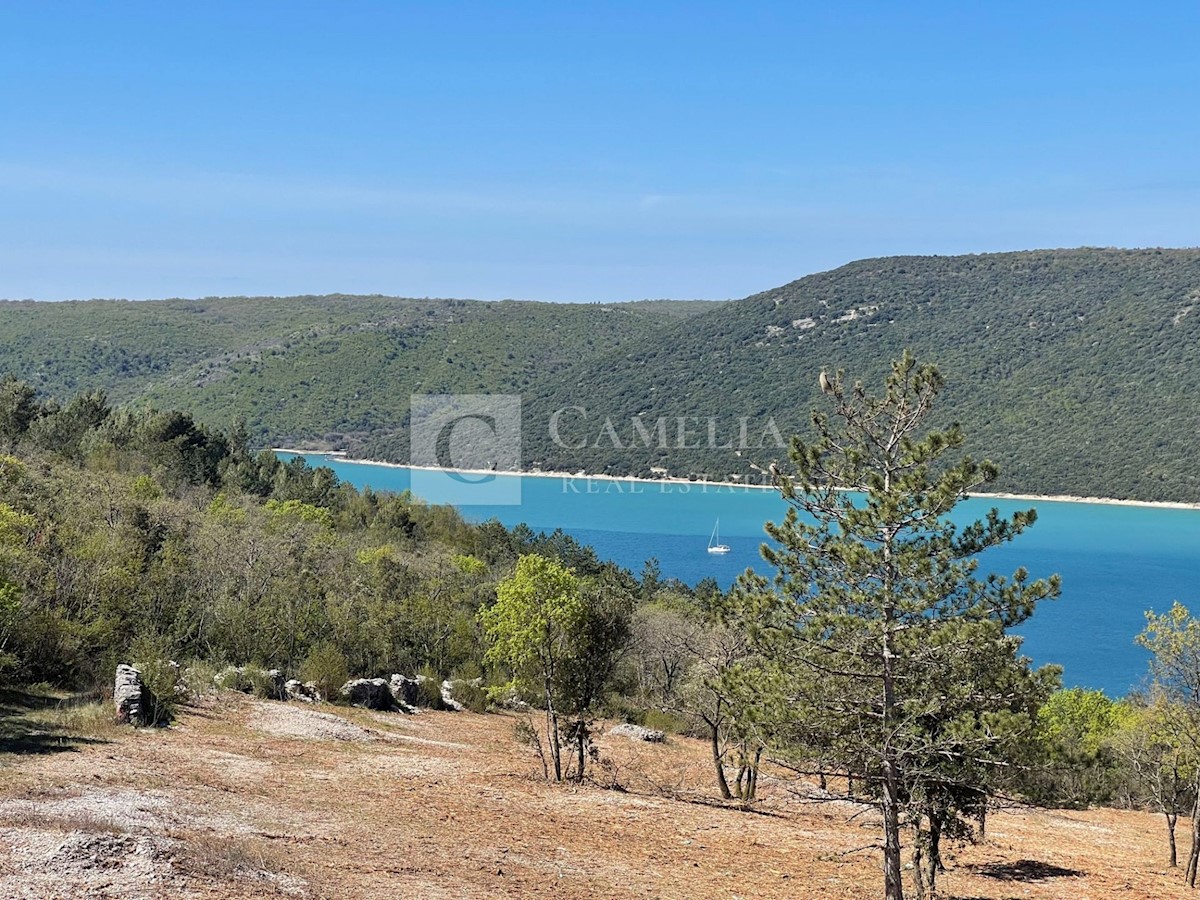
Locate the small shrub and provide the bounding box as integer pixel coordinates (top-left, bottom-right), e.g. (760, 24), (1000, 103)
(299, 644), (348, 703)
(641, 708), (690, 736)
(513, 716), (548, 780)
(244, 666), (282, 700)
(177, 832), (282, 879)
(212, 664), (276, 698)
(213, 666), (250, 692)
(416, 664), (445, 709)
(601, 694), (645, 726)
(177, 659), (220, 703)
(446, 679), (487, 713)
(129, 635), (181, 725)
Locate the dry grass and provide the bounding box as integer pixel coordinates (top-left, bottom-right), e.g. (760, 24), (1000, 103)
(27, 700), (125, 740)
(0, 806), (127, 835)
(0, 690), (1189, 898)
(175, 832), (284, 880)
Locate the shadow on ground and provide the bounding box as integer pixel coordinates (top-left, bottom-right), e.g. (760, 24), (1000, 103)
(0, 688), (111, 756)
(969, 858), (1084, 881)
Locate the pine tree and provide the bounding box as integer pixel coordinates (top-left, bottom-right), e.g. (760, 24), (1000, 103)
(738, 351), (1060, 899)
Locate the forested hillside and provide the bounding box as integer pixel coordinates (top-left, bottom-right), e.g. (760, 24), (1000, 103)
(0, 296), (713, 451)
(0, 383), (643, 691)
(3, 248), (1199, 500)
(521, 247), (1200, 501)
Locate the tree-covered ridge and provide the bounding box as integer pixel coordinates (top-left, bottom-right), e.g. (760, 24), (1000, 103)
(3, 248), (1200, 500)
(521, 248), (1200, 500)
(0, 378), (648, 691)
(0, 295), (715, 446)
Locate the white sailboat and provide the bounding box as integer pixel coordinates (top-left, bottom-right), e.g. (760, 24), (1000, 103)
(707, 518), (730, 554)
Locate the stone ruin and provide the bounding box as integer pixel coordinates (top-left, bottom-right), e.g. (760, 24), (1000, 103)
(113, 664), (151, 726)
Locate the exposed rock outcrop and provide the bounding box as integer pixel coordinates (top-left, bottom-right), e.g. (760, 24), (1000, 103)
(608, 723), (666, 743)
(285, 679), (322, 703)
(340, 678), (397, 711)
(388, 675), (420, 708)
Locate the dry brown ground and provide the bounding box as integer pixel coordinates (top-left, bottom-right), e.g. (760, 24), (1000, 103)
(0, 692), (1189, 899)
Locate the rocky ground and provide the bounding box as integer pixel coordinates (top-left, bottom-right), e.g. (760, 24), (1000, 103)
(0, 690), (1189, 899)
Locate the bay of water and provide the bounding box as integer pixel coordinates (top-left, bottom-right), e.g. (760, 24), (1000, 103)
(282, 454), (1200, 697)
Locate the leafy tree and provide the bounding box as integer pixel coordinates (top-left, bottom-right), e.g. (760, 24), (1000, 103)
(481, 554), (585, 782)
(0, 376), (38, 451)
(480, 554), (631, 783)
(1137, 602), (1200, 885)
(1029, 687), (1125, 808)
(555, 576), (633, 779)
(1109, 691), (1197, 867)
(26, 389), (110, 459)
(739, 351), (1060, 900)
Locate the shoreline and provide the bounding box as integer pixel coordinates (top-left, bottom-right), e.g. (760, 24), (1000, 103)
(271, 448), (1200, 512)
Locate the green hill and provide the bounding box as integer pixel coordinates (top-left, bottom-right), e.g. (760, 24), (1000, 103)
(3, 248), (1199, 501)
(0, 295), (715, 450)
(514, 248), (1200, 501)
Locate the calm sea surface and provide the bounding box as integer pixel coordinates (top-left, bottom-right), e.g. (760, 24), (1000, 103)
(281, 454), (1200, 697)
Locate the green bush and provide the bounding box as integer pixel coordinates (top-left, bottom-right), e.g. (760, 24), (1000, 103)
(213, 664), (279, 699)
(446, 676), (487, 720)
(177, 659), (220, 703)
(416, 664), (445, 709)
(299, 644), (349, 703)
(213, 666), (250, 692)
(641, 708), (690, 735)
(129, 635), (181, 725)
(244, 666), (283, 700)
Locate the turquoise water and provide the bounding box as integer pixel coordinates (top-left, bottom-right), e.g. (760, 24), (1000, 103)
(282, 454), (1200, 697)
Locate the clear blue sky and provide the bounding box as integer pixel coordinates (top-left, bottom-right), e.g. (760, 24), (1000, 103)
(1, 2), (1197, 302)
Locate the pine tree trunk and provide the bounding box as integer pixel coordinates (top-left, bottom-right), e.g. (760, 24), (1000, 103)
(882, 760), (905, 899)
(881, 605), (904, 898)
(880, 491), (904, 900)
(910, 838), (925, 900)
(927, 810), (944, 895)
(747, 746), (762, 801)
(1166, 812), (1178, 868)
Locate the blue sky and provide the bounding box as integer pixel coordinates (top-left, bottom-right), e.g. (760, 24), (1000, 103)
(1, 2), (1197, 301)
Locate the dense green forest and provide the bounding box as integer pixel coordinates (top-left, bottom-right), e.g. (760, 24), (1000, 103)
(0, 295), (713, 452)
(516, 248), (1200, 501)
(2, 248), (1199, 500)
(0, 377), (655, 692)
